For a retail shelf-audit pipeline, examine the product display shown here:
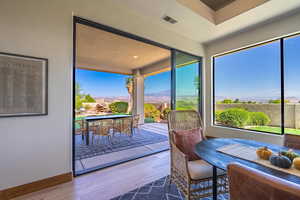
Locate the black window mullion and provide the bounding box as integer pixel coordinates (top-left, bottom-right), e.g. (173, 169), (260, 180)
(170, 49), (176, 110)
(198, 60), (203, 117)
(280, 38), (285, 135)
(212, 57), (216, 125)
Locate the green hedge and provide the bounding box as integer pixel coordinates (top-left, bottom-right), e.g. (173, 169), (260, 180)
(249, 112), (271, 126)
(144, 117), (155, 123)
(161, 108), (171, 120)
(216, 108), (271, 128)
(109, 102), (128, 113)
(215, 110), (223, 122)
(144, 103), (160, 120)
(218, 108), (249, 128)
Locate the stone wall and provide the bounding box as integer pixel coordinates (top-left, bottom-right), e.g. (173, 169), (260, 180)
(216, 104), (300, 129)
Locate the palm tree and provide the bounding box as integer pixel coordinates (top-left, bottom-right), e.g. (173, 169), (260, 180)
(126, 77), (134, 113)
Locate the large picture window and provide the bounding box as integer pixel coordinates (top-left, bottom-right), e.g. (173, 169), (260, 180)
(213, 34), (300, 135)
(284, 35), (300, 135)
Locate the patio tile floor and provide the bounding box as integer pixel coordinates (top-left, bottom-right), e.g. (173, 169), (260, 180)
(75, 123), (169, 173)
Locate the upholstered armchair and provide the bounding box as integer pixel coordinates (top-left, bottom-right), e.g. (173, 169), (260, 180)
(284, 133), (300, 149)
(168, 110), (227, 200)
(227, 162), (300, 200)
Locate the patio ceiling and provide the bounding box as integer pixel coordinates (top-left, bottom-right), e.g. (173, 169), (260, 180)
(76, 23), (170, 75)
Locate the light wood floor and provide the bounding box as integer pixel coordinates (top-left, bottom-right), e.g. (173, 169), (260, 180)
(13, 151), (170, 200)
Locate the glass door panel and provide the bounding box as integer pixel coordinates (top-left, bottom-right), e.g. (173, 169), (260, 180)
(172, 51), (201, 113)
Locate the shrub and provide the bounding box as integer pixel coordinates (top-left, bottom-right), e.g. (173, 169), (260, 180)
(109, 102), (128, 113)
(215, 110), (223, 122)
(144, 103), (160, 120)
(249, 112), (271, 126)
(269, 99), (290, 104)
(144, 117), (155, 123)
(221, 99), (233, 104)
(219, 108), (249, 128)
(83, 104), (92, 110)
(161, 108), (171, 120)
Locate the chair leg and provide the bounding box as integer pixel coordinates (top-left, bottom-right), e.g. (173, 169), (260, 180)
(107, 135), (110, 144)
(187, 184), (191, 200)
(167, 175), (172, 191)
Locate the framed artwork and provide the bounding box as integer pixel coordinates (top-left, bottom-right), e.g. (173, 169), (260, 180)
(0, 52), (48, 117)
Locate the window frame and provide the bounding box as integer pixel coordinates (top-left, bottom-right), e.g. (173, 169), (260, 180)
(212, 32), (300, 135)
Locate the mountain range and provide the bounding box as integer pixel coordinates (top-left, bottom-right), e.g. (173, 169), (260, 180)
(215, 96), (300, 103)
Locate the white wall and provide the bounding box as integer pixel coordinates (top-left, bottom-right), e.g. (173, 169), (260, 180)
(204, 11), (300, 145)
(0, 0), (204, 190)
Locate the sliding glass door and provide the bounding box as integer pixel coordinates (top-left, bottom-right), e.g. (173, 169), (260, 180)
(171, 50), (202, 113)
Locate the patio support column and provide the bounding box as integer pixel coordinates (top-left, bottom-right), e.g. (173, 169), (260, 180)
(133, 69), (144, 124)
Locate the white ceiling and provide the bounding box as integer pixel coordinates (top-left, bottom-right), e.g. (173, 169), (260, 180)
(116, 0), (300, 44)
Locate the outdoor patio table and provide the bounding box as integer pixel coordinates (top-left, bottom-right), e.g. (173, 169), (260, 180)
(195, 138), (300, 200)
(84, 114), (132, 145)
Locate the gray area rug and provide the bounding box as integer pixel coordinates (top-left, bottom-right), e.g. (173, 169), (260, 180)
(75, 130), (168, 160)
(111, 176), (228, 200)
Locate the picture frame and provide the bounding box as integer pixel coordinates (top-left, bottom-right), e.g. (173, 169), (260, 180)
(0, 52), (48, 117)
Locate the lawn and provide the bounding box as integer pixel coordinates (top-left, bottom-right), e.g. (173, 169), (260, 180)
(249, 126), (300, 135)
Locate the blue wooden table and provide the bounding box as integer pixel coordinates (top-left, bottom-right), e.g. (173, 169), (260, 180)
(195, 138), (300, 200)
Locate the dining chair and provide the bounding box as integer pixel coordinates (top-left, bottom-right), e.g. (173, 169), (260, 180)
(75, 119), (87, 142)
(132, 115), (140, 135)
(167, 110), (227, 200)
(284, 133), (300, 149)
(113, 117), (133, 138)
(92, 119), (113, 145)
(227, 162), (300, 200)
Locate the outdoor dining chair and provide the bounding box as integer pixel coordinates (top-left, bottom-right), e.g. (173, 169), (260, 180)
(92, 119), (113, 145)
(113, 117), (133, 138)
(132, 115), (140, 134)
(75, 119), (87, 142)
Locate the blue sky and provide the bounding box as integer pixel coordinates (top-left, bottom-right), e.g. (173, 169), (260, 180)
(76, 35), (300, 100)
(75, 69), (172, 97)
(284, 36), (300, 98)
(76, 62), (199, 97)
(215, 36), (300, 99)
(176, 63), (199, 96)
(76, 69), (130, 97)
(144, 70), (170, 95)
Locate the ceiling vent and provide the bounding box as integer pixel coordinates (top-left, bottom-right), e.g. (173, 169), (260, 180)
(162, 15), (178, 24)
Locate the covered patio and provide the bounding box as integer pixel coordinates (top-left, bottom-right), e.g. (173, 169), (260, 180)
(75, 123), (168, 172)
(74, 22), (175, 173)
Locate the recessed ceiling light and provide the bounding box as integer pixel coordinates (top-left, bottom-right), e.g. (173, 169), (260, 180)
(133, 56), (138, 59)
